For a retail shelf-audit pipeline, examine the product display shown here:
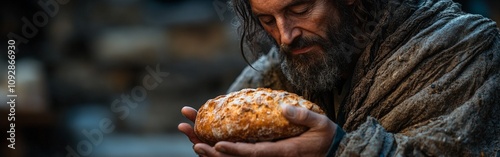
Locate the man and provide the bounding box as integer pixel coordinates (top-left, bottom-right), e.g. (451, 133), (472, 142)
(179, 0), (500, 156)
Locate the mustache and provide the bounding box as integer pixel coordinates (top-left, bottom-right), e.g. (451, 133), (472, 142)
(280, 36), (326, 55)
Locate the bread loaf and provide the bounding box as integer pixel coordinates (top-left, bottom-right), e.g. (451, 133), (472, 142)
(194, 88), (325, 145)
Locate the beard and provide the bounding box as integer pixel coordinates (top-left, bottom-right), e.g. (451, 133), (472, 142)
(279, 7), (357, 92)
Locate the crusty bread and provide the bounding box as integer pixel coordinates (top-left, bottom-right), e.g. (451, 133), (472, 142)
(194, 88), (325, 145)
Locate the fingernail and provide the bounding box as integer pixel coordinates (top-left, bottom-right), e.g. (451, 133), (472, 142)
(282, 104), (296, 118)
(196, 149), (205, 155)
(216, 147), (226, 153)
(194, 147), (206, 155)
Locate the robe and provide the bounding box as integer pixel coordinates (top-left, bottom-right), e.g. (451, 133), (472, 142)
(227, 0), (500, 156)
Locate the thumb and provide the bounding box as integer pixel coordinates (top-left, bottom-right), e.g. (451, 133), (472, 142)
(281, 104), (334, 130)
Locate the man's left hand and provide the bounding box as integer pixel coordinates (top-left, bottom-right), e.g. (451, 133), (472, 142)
(193, 104), (338, 157)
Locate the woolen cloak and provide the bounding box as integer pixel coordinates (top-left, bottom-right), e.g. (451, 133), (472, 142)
(227, 0), (500, 156)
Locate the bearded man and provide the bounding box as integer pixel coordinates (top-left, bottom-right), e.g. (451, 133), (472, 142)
(179, 0), (500, 156)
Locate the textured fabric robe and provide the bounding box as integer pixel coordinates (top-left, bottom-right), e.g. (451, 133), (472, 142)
(227, 0), (500, 156)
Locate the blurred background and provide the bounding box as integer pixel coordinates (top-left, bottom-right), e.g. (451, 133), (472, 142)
(0, 0), (498, 157)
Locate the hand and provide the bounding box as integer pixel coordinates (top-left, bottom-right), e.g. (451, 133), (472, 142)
(192, 105), (338, 157)
(178, 106), (203, 144)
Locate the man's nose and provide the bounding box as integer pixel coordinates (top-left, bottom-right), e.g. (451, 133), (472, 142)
(276, 18), (300, 46)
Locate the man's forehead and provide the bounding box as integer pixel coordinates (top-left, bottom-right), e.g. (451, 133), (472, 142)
(250, 0), (311, 15)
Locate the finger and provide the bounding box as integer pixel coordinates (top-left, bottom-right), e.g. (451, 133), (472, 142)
(214, 141), (291, 156)
(178, 123), (203, 144)
(181, 106), (198, 122)
(281, 104), (336, 130)
(194, 143), (238, 157)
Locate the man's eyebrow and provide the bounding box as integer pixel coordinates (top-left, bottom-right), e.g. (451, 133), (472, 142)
(286, 0), (313, 8)
(255, 12), (268, 17)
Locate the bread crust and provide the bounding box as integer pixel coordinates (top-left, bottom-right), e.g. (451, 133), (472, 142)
(194, 88), (325, 145)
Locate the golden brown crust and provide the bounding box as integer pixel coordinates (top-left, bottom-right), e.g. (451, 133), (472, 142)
(194, 88), (325, 145)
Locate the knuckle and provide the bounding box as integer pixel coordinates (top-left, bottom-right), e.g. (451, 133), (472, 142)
(295, 108), (310, 121)
(316, 118), (330, 129)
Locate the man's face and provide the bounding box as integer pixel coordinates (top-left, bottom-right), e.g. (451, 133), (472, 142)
(250, 0), (356, 91)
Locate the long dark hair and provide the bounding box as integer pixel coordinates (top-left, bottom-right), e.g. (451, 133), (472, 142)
(229, 0), (273, 65)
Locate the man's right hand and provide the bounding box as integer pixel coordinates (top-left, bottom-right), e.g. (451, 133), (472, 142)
(178, 106), (203, 144)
